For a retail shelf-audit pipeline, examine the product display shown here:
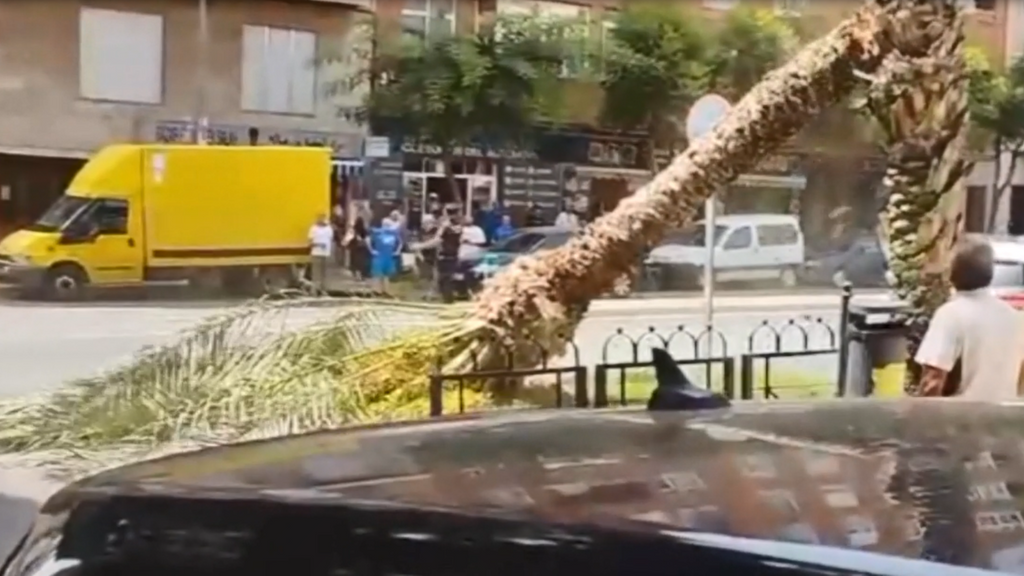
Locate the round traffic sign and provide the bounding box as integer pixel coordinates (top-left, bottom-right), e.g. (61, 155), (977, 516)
(685, 94), (731, 142)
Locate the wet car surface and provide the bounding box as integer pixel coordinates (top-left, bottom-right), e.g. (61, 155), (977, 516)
(8, 399), (1024, 574)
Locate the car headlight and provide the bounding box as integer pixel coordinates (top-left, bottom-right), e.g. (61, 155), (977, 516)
(5, 255), (30, 266)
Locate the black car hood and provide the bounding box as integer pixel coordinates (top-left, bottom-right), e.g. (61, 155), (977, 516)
(19, 399), (1024, 572)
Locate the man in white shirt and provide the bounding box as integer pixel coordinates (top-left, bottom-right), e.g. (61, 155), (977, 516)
(307, 214), (334, 294)
(460, 215), (487, 259)
(555, 207), (580, 231)
(915, 237), (1023, 399)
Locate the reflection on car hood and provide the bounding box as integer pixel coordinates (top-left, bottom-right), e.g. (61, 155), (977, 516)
(31, 399), (1024, 571)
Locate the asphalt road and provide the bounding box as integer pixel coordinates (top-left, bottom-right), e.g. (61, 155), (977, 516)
(0, 297), (844, 398)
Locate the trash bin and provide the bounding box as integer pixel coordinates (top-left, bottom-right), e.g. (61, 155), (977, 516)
(839, 296), (911, 398)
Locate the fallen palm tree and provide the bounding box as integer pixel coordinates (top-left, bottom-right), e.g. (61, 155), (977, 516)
(0, 0), (964, 474)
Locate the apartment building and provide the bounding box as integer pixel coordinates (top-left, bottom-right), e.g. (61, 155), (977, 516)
(0, 0), (371, 236)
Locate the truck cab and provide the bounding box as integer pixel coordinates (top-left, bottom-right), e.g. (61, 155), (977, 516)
(0, 144), (329, 300)
(0, 147), (144, 299)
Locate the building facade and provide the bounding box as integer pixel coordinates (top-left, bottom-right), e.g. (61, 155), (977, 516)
(0, 0), (371, 236)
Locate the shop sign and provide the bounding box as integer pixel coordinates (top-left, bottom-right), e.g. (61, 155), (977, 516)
(398, 140), (537, 160)
(153, 120), (364, 157)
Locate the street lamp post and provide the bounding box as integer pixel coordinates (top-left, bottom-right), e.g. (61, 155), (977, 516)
(194, 0), (209, 144)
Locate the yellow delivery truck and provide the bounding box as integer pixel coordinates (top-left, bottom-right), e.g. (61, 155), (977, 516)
(0, 145), (331, 299)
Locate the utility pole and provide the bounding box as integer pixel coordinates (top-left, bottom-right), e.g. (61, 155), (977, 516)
(194, 0), (209, 144)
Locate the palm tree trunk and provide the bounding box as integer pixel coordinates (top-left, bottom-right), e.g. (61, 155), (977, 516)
(864, 1), (971, 394)
(464, 0), (962, 370)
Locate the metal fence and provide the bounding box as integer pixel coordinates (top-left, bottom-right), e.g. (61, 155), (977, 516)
(428, 289), (854, 416)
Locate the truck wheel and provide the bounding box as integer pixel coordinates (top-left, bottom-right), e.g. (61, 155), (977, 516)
(44, 264), (87, 301)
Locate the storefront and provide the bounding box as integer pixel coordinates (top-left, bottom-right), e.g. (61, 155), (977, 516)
(0, 149), (87, 239)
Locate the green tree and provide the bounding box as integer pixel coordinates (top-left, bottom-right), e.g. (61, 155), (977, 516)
(598, 4), (710, 170)
(708, 7), (800, 97)
(364, 16), (571, 194)
(967, 49), (1024, 231)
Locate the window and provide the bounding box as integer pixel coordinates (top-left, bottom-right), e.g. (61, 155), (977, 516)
(843, 516), (878, 547)
(976, 511), (1024, 532)
(241, 25), (317, 115)
(659, 472), (705, 493)
(756, 223), (799, 246)
(496, 1), (590, 76)
(538, 232), (572, 250)
(737, 454), (776, 478)
(802, 452), (840, 477)
(92, 199), (129, 235)
(703, 0), (738, 9)
(821, 485), (859, 508)
(662, 225), (728, 247)
(723, 226), (752, 250)
(761, 489), (800, 517)
(775, 0), (808, 14)
(402, 0), (456, 39)
(778, 523), (819, 544)
(969, 482), (1013, 502)
(491, 232), (543, 254)
(966, 451), (998, 472)
(992, 262), (1024, 288)
(79, 8), (163, 103)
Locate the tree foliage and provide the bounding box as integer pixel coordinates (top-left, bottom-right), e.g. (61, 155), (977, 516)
(967, 49), (1024, 230)
(599, 4), (710, 147)
(599, 4), (798, 161)
(365, 15), (574, 157)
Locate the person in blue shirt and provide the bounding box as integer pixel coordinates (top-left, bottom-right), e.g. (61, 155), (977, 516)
(368, 217), (403, 292)
(493, 214), (516, 242)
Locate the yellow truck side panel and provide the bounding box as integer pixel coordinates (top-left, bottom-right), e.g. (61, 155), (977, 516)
(142, 146), (331, 268)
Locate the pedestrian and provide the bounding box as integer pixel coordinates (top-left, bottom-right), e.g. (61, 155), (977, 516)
(331, 203), (346, 266)
(525, 202), (546, 227)
(307, 213), (334, 295)
(346, 216), (370, 280)
(494, 214), (516, 242)
(555, 203), (580, 231)
(914, 237), (1024, 399)
(369, 215), (403, 293)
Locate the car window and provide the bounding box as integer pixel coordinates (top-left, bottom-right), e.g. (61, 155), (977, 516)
(661, 225), (728, 247)
(992, 261), (1024, 287)
(492, 233), (543, 254)
(723, 226), (752, 249)
(91, 199), (129, 235)
(755, 223), (799, 246)
(538, 232), (572, 250)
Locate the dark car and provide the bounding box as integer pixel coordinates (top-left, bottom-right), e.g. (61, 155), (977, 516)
(803, 234), (889, 288)
(454, 227), (574, 295)
(4, 388), (1021, 575)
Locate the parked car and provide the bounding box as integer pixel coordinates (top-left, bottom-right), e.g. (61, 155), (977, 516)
(802, 232), (889, 288)
(460, 226), (574, 287)
(645, 214), (806, 290)
(5, 369), (1019, 575)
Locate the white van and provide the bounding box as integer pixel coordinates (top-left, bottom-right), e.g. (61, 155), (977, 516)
(646, 214), (805, 288)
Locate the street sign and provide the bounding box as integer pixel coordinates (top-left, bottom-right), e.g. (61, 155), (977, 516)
(685, 94), (731, 142)
(364, 136), (391, 158)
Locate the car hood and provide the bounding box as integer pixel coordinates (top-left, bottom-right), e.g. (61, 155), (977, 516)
(31, 399), (1024, 571)
(0, 230), (56, 260)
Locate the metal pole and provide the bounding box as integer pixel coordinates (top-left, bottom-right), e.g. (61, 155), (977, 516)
(703, 193), (717, 347)
(195, 0), (209, 144)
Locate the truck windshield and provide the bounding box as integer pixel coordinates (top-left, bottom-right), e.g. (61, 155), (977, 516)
(28, 196), (91, 232)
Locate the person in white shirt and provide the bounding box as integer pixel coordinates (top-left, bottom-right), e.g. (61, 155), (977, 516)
(307, 214), (334, 294)
(460, 215), (487, 259)
(914, 237), (1023, 399)
(554, 207), (580, 231)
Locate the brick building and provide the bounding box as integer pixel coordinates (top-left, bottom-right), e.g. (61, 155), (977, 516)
(0, 0), (371, 236)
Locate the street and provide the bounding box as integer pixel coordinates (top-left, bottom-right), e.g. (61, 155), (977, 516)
(0, 294), (847, 398)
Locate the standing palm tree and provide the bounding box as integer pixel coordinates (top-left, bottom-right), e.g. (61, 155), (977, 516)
(862, 0), (972, 393)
